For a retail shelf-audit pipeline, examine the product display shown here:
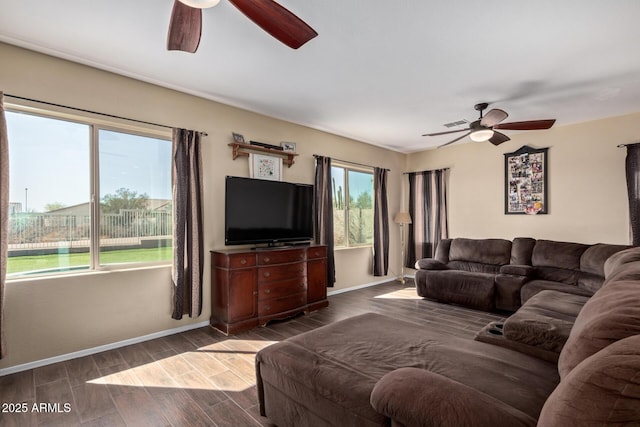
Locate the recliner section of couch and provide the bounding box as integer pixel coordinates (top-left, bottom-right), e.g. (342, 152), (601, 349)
(415, 237), (629, 312)
(415, 238), (512, 311)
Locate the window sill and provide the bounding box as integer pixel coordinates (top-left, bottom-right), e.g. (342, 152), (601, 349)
(6, 263), (171, 283)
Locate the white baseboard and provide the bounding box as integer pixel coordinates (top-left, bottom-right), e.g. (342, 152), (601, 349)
(327, 277), (403, 296)
(0, 320), (210, 377)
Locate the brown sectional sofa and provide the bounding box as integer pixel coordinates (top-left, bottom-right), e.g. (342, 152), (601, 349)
(255, 246), (640, 426)
(414, 237), (629, 312)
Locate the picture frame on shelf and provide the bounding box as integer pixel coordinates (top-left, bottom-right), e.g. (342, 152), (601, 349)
(280, 141), (297, 152)
(504, 145), (548, 215)
(249, 153), (283, 181)
(232, 132), (246, 144)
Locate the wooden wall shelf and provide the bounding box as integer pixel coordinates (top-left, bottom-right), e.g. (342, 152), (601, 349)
(228, 142), (298, 168)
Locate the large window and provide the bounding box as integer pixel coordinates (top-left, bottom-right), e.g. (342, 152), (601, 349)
(331, 165), (374, 247)
(6, 109), (172, 278)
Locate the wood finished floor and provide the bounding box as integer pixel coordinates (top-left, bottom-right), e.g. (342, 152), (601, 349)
(0, 279), (504, 427)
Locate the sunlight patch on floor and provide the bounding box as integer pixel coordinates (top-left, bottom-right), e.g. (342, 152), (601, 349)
(374, 287), (422, 300)
(87, 338), (277, 392)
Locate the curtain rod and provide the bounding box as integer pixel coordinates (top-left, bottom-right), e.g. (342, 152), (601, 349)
(402, 167), (450, 174)
(4, 94), (208, 136)
(313, 154), (390, 171)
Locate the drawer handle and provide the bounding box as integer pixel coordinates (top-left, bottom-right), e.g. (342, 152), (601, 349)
(264, 305), (271, 311)
(264, 272), (271, 278)
(240, 259), (247, 265)
(264, 257), (270, 263)
(299, 283), (304, 288)
(299, 254), (304, 259)
(265, 289), (271, 294)
(314, 251), (320, 256)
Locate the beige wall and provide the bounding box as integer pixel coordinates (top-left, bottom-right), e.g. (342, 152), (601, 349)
(0, 43), (406, 370)
(1, 41), (637, 370)
(406, 113), (636, 245)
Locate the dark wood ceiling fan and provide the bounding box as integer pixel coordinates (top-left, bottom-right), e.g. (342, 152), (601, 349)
(422, 103), (556, 148)
(167, 0), (318, 53)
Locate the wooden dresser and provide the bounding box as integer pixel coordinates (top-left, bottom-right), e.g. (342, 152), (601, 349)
(210, 245), (329, 334)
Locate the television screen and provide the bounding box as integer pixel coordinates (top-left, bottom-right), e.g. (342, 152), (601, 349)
(225, 176), (314, 246)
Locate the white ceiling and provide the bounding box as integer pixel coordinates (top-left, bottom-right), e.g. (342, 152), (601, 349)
(2, 1), (640, 152)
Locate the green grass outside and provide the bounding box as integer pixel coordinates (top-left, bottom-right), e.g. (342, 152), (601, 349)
(7, 246), (172, 275)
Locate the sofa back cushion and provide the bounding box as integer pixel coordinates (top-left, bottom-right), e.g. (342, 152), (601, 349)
(447, 238), (511, 274)
(603, 248), (640, 284)
(558, 277), (640, 378)
(539, 334), (640, 426)
(531, 240), (589, 285)
(578, 243), (631, 293)
(510, 237), (536, 265)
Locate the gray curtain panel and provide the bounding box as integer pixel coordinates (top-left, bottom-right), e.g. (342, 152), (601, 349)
(314, 156), (335, 286)
(626, 143), (640, 245)
(373, 167), (389, 276)
(171, 129), (204, 319)
(0, 93), (8, 358)
(407, 169), (449, 267)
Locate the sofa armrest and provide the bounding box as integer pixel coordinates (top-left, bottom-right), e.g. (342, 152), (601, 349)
(414, 258), (448, 270)
(370, 368), (536, 427)
(500, 264), (533, 277)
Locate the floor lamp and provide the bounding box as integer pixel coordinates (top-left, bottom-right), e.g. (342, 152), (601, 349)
(393, 212), (412, 284)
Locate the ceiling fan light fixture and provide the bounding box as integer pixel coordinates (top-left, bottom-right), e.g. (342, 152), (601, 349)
(178, 0), (220, 9)
(470, 129), (494, 142)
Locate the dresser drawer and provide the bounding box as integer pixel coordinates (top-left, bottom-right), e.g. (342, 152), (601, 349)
(258, 262), (306, 283)
(259, 292), (307, 317)
(307, 246), (327, 260)
(212, 252), (256, 269)
(227, 253), (256, 269)
(258, 249), (306, 265)
(259, 278), (307, 301)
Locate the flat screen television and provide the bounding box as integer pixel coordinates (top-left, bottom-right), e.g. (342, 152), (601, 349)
(225, 176), (314, 246)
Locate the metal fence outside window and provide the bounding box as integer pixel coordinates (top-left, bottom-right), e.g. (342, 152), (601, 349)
(8, 210), (172, 250)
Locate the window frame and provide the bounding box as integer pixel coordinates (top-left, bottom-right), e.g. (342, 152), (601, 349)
(5, 102), (173, 279)
(331, 162), (374, 249)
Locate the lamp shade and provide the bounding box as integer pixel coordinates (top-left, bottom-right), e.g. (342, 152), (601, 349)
(394, 212), (412, 224)
(178, 0), (220, 8)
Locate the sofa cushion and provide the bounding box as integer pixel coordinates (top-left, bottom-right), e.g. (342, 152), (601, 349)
(578, 243), (631, 292)
(503, 290), (589, 353)
(510, 237), (536, 265)
(531, 240), (589, 285)
(558, 278), (640, 378)
(256, 313), (559, 426)
(415, 270), (496, 311)
(604, 247), (640, 279)
(539, 334), (640, 426)
(448, 238), (512, 266)
(521, 279), (593, 304)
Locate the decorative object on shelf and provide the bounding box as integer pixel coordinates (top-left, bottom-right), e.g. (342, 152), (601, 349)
(228, 142), (298, 167)
(394, 212), (412, 284)
(232, 132), (246, 143)
(280, 142), (297, 152)
(249, 153), (282, 181)
(504, 145), (548, 215)
(250, 140), (283, 150)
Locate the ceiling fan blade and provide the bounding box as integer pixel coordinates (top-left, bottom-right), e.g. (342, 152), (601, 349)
(481, 108), (508, 127)
(167, 0), (202, 53)
(438, 132), (471, 148)
(494, 119), (556, 131)
(227, 0), (318, 49)
(422, 128), (470, 137)
(489, 131), (510, 146)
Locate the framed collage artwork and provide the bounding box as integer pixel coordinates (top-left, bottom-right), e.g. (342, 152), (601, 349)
(504, 145), (548, 215)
